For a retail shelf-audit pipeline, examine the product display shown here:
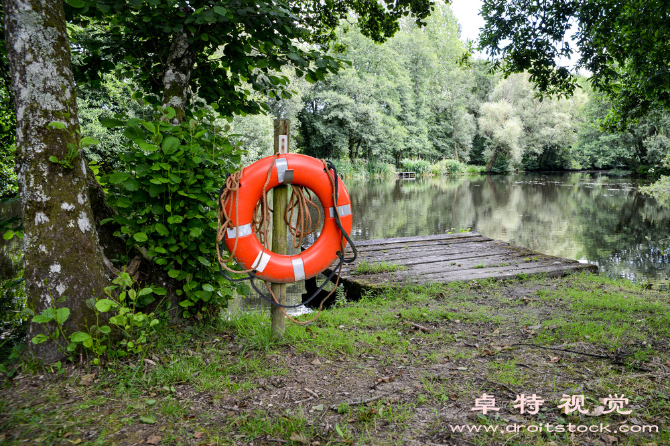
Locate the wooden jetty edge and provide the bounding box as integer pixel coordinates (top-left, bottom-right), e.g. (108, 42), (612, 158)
(324, 232), (598, 299)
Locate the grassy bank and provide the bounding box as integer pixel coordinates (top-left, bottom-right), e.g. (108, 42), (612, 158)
(1, 272), (669, 445)
(328, 158), (488, 179)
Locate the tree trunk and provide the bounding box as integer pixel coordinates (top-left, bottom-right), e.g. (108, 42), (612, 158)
(162, 30), (195, 122)
(452, 104), (459, 162)
(4, 0), (110, 362)
(486, 148), (499, 172)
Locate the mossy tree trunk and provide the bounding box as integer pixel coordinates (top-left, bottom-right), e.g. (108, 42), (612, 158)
(162, 29), (196, 123)
(4, 0), (110, 362)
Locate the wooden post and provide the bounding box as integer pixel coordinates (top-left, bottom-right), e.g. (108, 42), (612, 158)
(271, 120), (290, 338)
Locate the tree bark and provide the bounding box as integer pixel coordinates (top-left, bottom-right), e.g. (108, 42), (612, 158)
(486, 148), (499, 172)
(4, 0), (110, 362)
(452, 103), (459, 162)
(162, 29), (195, 122)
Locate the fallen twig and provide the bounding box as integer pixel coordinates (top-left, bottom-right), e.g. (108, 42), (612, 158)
(405, 321), (431, 333)
(511, 343), (610, 359)
(329, 395), (384, 410)
(219, 405), (239, 411)
(294, 396), (313, 405)
(304, 388), (319, 399)
(476, 377), (517, 395)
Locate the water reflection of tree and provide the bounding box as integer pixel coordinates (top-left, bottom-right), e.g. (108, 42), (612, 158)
(346, 173), (670, 286)
(573, 189), (670, 285)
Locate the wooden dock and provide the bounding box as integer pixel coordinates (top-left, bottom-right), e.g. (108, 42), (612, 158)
(397, 171), (416, 179)
(325, 232), (598, 299)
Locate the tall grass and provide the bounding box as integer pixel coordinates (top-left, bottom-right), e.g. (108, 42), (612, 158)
(400, 158), (431, 174)
(330, 158), (396, 179)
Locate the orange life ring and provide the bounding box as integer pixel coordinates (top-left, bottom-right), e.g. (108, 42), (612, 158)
(223, 154), (353, 283)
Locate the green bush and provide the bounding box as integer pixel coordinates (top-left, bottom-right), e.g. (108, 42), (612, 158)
(430, 159), (467, 175)
(329, 158), (368, 179)
(100, 96), (247, 318)
(465, 165), (487, 174)
(367, 161), (396, 178)
(400, 158), (431, 175)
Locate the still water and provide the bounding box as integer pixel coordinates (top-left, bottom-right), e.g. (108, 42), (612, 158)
(2, 172), (669, 322)
(234, 172), (669, 314)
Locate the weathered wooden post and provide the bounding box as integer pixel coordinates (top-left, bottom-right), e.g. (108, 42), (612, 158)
(271, 120), (290, 337)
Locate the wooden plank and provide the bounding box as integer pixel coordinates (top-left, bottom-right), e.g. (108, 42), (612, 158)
(320, 232), (599, 300)
(351, 232), (484, 247)
(353, 242), (517, 263)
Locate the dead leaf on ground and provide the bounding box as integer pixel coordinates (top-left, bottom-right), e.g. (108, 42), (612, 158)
(601, 433), (618, 445)
(289, 432), (308, 443)
(143, 358), (156, 366)
(80, 373), (96, 386)
(549, 356), (560, 363)
(587, 406), (605, 416)
(193, 431), (205, 439)
(146, 435), (162, 445)
(310, 359), (322, 366)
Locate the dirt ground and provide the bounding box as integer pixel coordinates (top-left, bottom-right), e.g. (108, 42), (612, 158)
(1, 273), (669, 445)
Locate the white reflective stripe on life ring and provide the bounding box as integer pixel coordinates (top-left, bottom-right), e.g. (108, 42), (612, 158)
(252, 251), (272, 272)
(291, 258), (305, 281)
(328, 204), (352, 218)
(227, 223), (253, 239)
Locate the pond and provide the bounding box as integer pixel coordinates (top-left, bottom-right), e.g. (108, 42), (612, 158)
(2, 172), (669, 322)
(237, 171), (669, 314)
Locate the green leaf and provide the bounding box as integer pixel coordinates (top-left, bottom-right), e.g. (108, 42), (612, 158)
(99, 117), (125, 128)
(65, 0), (86, 8)
(168, 269), (181, 278)
(138, 287), (153, 297)
(95, 299), (115, 312)
(202, 284), (215, 292)
(167, 215), (183, 224)
(80, 137), (101, 147)
(152, 287), (168, 295)
(155, 223), (169, 236)
(70, 332), (91, 343)
(133, 232), (149, 242)
(197, 256), (211, 267)
(138, 142), (160, 152)
(123, 179), (141, 191)
(168, 173), (181, 183)
(48, 156), (60, 163)
(55, 307), (70, 325)
(162, 136), (180, 153)
(108, 172), (130, 184)
(141, 122), (156, 133)
(32, 315), (53, 324)
(47, 121), (66, 130)
(98, 325), (112, 334)
(3, 230), (14, 240)
(140, 414), (156, 424)
(109, 315), (126, 326)
(32, 334), (49, 344)
(83, 338), (93, 348)
(213, 5), (227, 15)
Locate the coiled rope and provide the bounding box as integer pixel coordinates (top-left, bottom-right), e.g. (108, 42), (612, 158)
(215, 154), (357, 325)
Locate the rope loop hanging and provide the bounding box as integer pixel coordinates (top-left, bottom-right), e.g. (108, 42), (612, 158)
(215, 153), (356, 324)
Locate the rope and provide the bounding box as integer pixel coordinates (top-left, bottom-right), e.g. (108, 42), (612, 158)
(215, 155), (356, 325)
